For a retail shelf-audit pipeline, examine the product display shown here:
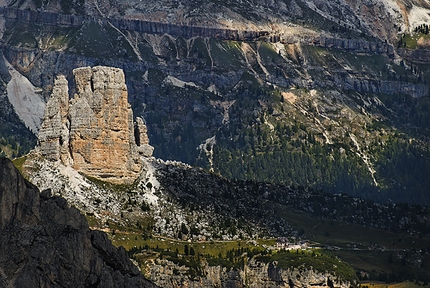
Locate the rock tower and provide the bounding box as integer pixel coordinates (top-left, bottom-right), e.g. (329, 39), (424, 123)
(38, 66), (153, 184)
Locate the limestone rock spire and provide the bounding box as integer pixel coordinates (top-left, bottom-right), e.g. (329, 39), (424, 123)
(37, 74), (70, 163)
(135, 116), (154, 157)
(38, 66), (153, 185)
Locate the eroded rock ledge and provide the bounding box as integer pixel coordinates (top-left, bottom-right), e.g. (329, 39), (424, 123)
(38, 66), (153, 185)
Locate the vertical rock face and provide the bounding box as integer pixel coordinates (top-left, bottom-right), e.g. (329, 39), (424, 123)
(38, 66), (153, 185)
(135, 117), (154, 157)
(68, 66), (142, 184)
(37, 75), (70, 163)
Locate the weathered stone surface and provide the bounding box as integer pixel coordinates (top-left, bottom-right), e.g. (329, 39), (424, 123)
(0, 157), (158, 287)
(38, 75), (70, 163)
(38, 66), (153, 184)
(69, 66), (142, 184)
(135, 117), (154, 157)
(135, 117), (149, 146)
(149, 257), (352, 288)
(0, 158), (40, 233)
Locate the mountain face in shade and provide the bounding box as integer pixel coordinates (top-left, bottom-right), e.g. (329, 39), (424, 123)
(0, 157), (158, 288)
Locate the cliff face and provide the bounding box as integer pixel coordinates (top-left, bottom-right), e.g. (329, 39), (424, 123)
(37, 74), (70, 163)
(148, 257), (352, 288)
(0, 157), (157, 287)
(68, 66), (142, 184)
(38, 66), (152, 185)
(0, 8), (398, 58)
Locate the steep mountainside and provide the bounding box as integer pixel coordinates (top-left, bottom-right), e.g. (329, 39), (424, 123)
(4, 0), (429, 43)
(1, 0), (429, 285)
(0, 0), (429, 205)
(19, 148), (430, 286)
(0, 157), (158, 287)
(17, 61), (430, 286)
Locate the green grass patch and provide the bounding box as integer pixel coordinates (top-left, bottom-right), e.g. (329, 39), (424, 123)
(278, 209), (430, 251)
(399, 32), (430, 49)
(333, 250), (430, 283)
(209, 39), (243, 70)
(82, 174), (139, 194)
(257, 42), (288, 75)
(303, 45), (399, 80)
(111, 232), (358, 283)
(331, 250), (397, 278)
(400, 34), (418, 49)
(111, 232), (274, 257)
(12, 155), (27, 173)
(277, 209), (430, 282)
(362, 281), (429, 288)
(3, 21), (79, 50)
(258, 42), (282, 63)
(46, 27), (79, 50)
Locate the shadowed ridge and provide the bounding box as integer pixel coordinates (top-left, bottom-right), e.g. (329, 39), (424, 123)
(0, 157), (158, 288)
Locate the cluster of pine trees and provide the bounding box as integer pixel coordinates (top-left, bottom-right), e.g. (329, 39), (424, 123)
(210, 85), (430, 205)
(414, 24), (430, 35)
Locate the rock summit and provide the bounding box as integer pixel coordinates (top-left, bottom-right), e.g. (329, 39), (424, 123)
(38, 66), (153, 184)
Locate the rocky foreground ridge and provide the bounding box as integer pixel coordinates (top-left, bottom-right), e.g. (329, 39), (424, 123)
(0, 157), (158, 288)
(37, 66), (153, 185)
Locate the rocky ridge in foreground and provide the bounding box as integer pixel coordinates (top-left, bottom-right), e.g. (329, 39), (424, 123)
(0, 157), (158, 287)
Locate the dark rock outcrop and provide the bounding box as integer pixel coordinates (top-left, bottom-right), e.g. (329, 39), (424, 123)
(0, 7), (267, 42)
(0, 157), (158, 288)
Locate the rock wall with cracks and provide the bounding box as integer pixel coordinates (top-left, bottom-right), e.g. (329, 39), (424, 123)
(37, 66), (153, 185)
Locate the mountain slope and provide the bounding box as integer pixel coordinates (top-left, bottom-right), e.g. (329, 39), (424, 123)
(15, 56), (430, 286)
(19, 151), (430, 285)
(0, 0), (429, 204)
(5, 0), (428, 44)
(0, 157), (158, 288)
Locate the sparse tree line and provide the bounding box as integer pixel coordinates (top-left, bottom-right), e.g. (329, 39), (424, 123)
(414, 24), (430, 35)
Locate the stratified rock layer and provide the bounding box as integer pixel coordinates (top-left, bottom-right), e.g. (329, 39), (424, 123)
(0, 157), (158, 288)
(38, 66), (153, 184)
